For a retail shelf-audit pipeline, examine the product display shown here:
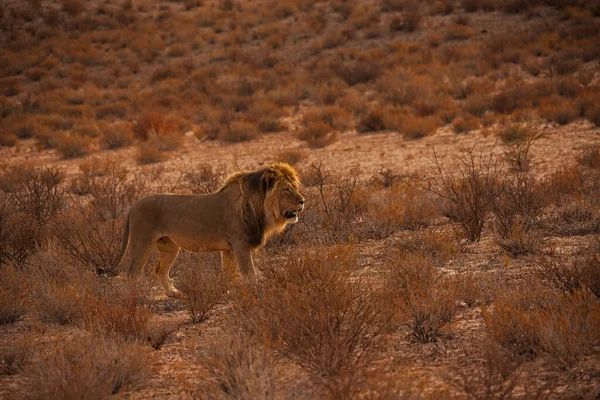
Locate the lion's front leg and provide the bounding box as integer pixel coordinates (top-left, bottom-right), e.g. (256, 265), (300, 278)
(231, 246), (256, 283)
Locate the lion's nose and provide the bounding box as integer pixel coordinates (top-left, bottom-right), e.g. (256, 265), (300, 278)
(299, 199), (305, 205)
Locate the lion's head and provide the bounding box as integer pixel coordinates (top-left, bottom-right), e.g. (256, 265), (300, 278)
(263, 162), (305, 225)
(221, 162), (305, 247)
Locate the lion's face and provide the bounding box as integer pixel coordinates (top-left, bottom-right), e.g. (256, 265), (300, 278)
(274, 179), (305, 224)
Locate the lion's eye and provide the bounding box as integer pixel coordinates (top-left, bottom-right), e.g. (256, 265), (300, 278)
(285, 188), (291, 193)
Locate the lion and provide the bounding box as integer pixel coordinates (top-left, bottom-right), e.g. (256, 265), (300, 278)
(115, 162), (305, 297)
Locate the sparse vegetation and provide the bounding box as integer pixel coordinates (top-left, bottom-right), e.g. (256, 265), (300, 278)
(1, 0), (599, 397)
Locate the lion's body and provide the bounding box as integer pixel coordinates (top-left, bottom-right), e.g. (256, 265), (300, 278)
(115, 163), (304, 297)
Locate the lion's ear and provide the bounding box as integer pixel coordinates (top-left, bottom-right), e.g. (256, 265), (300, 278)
(263, 170), (278, 191)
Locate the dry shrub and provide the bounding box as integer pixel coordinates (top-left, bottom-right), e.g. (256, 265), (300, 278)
(0, 192), (37, 266)
(303, 106), (353, 132)
(82, 279), (153, 342)
(577, 144), (600, 169)
(402, 115), (437, 139)
(303, 163), (360, 240)
(54, 133), (92, 159)
(0, 166), (65, 265)
(62, 0), (86, 16)
(539, 96), (579, 125)
(483, 284), (600, 367)
(176, 253), (230, 324)
(134, 111), (182, 148)
(429, 144), (503, 241)
(357, 181), (440, 238)
(445, 24), (475, 41)
(219, 120), (258, 142)
(493, 135), (546, 256)
(55, 161), (142, 275)
(543, 164), (582, 206)
(0, 265), (28, 324)
(447, 343), (524, 400)
(235, 245), (390, 395)
(0, 131), (18, 147)
(274, 149), (306, 166)
(496, 123), (532, 144)
(100, 121), (135, 149)
(26, 251), (91, 325)
(200, 334), (275, 400)
(584, 102), (600, 126)
(5, 165), (65, 225)
(396, 230), (458, 261)
(452, 270), (494, 307)
(137, 139), (166, 164)
(452, 116), (479, 133)
(184, 162), (229, 194)
(26, 335), (150, 399)
(0, 339), (30, 376)
(386, 253), (458, 343)
(296, 119), (337, 148)
(332, 53), (383, 86)
(357, 108), (386, 133)
(537, 254), (600, 297)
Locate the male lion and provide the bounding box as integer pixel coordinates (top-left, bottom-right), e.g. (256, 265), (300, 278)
(115, 162), (305, 297)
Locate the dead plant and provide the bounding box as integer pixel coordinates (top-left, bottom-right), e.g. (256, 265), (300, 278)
(25, 335), (150, 399)
(427, 143), (504, 241)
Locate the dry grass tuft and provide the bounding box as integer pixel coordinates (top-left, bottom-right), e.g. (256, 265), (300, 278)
(176, 253), (230, 324)
(0, 265), (28, 324)
(235, 245), (390, 395)
(199, 334), (276, 400)
(26, 335), (150, 399)
(429, 144), (503, 241)
(0, 339), (30, 376)
(386, 253), (458, 343)
(296, 119), (337, 148)
(83, 279), (153, 342)
(483, 283), (600, 368)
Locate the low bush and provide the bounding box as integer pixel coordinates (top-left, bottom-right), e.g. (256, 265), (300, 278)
(296, 120), (337, 148)
(83, 278), (153, 342)
(24, 251), (91, 325)
(402, 115), (437, 139)
(0, 131), (17, 147)
(55, 161), (142, 275)
(54, 133), (92, 159)
(219, 120), (258, 143)
(356, 108), (386, 133)
(493, 135), (545, 256)
(539, 96), (579, 125)
(26, 335), (150, 399)
(184, 163), (229, 194)
(429, 144), (504, 241)
(137, 139), (166, 164)
(0, 266), (28, 324)
(444, 24), (475, 41)
(200, 334), (276, 400)
(176, 253), (230, 323)
(100, 121), (135, 149)
(234, 245), (390, 396)
(448, 342), (524, 400)
(483, 284), (600, 367)
(537, 254), (600, 297)
(0, 339), (30, 376)
(386, 253), (458, 343)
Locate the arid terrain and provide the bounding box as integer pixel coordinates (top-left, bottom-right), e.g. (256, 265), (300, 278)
(1, 0), (600, 399)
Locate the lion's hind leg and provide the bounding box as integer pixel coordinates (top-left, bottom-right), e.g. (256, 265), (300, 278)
(155, 237), (182, 298)
(128, 232), (155, 278)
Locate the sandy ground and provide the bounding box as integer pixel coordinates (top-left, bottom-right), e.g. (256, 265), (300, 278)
(1, 118), (600, 399)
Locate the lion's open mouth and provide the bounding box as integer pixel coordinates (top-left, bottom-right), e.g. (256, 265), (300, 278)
(284, 211), (298, 219)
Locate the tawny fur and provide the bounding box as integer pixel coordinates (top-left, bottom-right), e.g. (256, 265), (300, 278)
(115, 162), (305, 297)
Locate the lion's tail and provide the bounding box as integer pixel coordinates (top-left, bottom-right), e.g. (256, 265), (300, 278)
(114, 208), (131, 275)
